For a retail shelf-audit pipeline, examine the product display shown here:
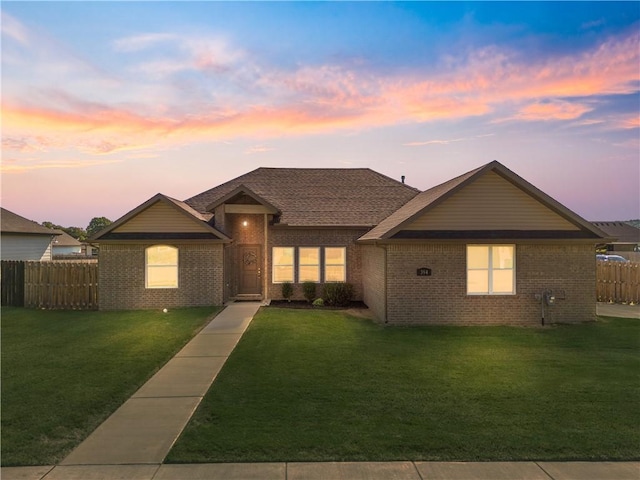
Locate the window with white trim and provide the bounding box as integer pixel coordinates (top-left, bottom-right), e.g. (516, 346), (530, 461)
(272, 247), (294, 283)
(298, 247), (320, 282)
(467, 245), (515, 295)
(324, 247), (346, 282)
(146, 245), (178, 288)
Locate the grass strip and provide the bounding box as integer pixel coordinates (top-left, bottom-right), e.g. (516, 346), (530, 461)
(1, 306), (220, 466)
(168, 308), (639, 462)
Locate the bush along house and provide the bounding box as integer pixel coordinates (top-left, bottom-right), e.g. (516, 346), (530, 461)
(90, 161), (609, 325)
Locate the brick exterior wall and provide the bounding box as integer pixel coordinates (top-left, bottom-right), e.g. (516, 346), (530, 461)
(367, 242), (596, 325)
(267, 228), (367, 301)
(99, 243), (224, 310)
(361, 245), (386, 322)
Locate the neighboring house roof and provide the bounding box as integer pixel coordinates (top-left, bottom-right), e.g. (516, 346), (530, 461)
(0, 208), (62, 236)
(185, 168), (420, 227)
(89, 193), (230, 242)
(360, 161), (610, 241)
(591, 222), (640, 244)
(53, 231), (82, 247)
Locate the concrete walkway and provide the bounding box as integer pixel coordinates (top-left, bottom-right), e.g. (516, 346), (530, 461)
(31, 302), (258, 468)
(3, 461), (639, 480)
(2, 301), (639, 479)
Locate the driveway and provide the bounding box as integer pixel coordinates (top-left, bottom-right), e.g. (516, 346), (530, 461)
(597, 302), (640, 319)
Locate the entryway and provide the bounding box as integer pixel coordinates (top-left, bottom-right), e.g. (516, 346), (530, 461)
(238, 245), (262, 296)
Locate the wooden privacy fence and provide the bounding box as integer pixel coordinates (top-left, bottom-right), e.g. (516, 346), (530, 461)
(596, 261), (639, 305)
(1, 260), (25, 307)
(25, 261), (98, 309)
(1, 260), (98, 309)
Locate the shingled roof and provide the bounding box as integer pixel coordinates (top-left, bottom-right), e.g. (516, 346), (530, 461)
(591, 221), (640, 244)
(185, 168), (420, 227)
(1, 208), (62, 236)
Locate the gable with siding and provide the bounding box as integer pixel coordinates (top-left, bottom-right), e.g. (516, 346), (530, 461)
(113, 202), (213, 233)
(360, 161), (607, 241)
(404, 171), (578, 231)
(91, 194), (230, 242)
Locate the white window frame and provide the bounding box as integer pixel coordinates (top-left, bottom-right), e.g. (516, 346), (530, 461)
(272, 246), (295, 283)
(324, 247), (347, 283)
(298, 247), (320, 282)
(145, 245), (179, 289)
(466, 244), (515, 295)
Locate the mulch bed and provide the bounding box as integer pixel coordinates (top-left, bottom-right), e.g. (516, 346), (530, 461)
(268, 300), (367, 310)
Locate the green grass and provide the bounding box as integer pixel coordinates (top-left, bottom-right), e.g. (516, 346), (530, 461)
(167, 308), (640, 463)
(1, 306), (221, 466)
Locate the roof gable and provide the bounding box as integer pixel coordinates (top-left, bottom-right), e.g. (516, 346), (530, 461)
(207, 184), (280, 214)
(186, 168), (420, 227)
(90, 194), (230, 242)
(54, 231), (82, 247)
(360, 161), (608, 241)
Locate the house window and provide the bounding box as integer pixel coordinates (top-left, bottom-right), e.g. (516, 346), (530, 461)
(324, 247), (346, 282)
(146, 245), (178, 288)
(272, 247), (294, 283)
(299, 247), (320, 282)
(467, 245), (515, 295)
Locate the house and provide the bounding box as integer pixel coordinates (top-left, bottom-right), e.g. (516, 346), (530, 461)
(591, 221), (640, 254)
(1, 208), (62, 261)
(91, 161), (610, 325)
(52, 231), (83, 257)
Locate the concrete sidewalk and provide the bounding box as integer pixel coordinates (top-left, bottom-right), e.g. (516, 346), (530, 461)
(3, 461), (639, 479)
(60, 301), (261, 466)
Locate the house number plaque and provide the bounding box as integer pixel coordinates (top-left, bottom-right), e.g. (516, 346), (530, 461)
(416, 268), (432, 277)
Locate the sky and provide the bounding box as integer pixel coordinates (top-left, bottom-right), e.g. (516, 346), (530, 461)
(2, 1), (639, 228)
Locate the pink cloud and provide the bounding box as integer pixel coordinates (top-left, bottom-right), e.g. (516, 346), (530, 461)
(513, 100), (593, 121)
(1, 157), (121, 174)
(2, 29), (638, 171)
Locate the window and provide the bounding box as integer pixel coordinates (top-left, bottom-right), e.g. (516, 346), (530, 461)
(299, 247), (320, 282)
(272, 247), (294, 283)
(146, 245), (178, 288)
(467, 245), (515, 295)
(324, 247), (346, 282)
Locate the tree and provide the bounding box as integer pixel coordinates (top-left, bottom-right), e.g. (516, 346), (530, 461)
(65, 227), (87, 241)
(42, 221), (61, 230)
(41, 222), (87, 241)
(86, 217), (112, 237)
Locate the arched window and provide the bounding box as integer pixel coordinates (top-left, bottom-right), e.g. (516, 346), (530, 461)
(146, 245), (178, 288)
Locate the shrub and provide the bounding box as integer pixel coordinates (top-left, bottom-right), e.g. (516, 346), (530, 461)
(281, 282), (293, 301)
(312, 298), (324, 307)
(302, 282), (317, 303)
(323, 283), (354, 307)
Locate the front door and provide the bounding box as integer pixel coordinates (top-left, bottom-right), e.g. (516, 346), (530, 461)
(238, 245), (262, 295)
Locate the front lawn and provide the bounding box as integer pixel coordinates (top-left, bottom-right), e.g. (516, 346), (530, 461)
(167, 308), (640, 463)
(1, 306), (221, 466)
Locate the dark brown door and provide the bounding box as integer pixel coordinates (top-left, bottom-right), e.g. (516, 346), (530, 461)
(239, 245), (261, 295)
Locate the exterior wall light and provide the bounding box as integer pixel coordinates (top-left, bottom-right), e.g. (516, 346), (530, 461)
(242, 220), (248, 227)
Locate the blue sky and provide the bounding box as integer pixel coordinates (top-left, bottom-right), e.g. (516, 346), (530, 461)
(2, 1), (638, 227)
